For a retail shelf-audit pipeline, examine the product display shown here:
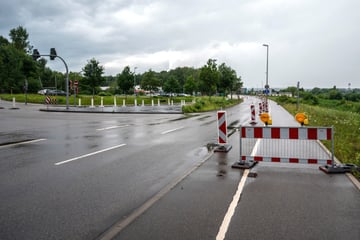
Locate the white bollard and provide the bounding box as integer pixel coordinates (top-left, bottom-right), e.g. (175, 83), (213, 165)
(79, 98), (81, 107)
(134, 99), (137, 106)
(91, 98), (95, 108)
(171, 100), (173, 106)
(12, 97), (16, 108)
(123, 99), (126, 107)
(142, 100), (144, 106)
(158, 99), (160, 106)
(168, 98), (170, 106)
(100, 97), (104, 107)
(114, 96), (117, 107)
(151, 99), (154, 106)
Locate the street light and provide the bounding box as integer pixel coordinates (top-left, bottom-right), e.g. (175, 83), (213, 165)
(263, 44), (269, 113)
(262, 44), (269, 90)
(134, 67), (137, 96)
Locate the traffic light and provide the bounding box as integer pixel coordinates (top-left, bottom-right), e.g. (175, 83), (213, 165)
(50, 48), (57, 60)
(32, 49), (40, 61)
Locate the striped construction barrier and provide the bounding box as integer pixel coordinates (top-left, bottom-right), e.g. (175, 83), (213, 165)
(249, 104), (257, 125)
(45, 96), (57, 104)
(233, 126), (334, 169)
(215, 111), (232, 152)
(217, 111), (227, 144)
(241, 126), (332, 140)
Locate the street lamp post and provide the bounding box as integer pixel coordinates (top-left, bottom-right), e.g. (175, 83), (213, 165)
(133, 67), (137, 96)
(262, 44), (269, 90)
(263, 44), (269, 112)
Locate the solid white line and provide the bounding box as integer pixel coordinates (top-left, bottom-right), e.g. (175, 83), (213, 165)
(251, 139), (261, 156)
(96, 125), (129, 131)
(216, 169), (249, 240)
(54, 144), (126, 166)
(161, 126), (184, 135)
(0, 138), (46, 149)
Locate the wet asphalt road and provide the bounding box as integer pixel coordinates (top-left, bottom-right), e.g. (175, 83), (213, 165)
(0, 98), (359, 240)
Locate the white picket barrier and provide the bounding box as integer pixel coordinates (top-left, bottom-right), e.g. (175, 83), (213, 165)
(233, 126), (334, 168)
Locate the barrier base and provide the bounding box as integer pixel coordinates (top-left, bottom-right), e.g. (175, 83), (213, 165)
(232, 161), (258, 169)
(319, 164), (359, 174)
(214, 144), (232, 153)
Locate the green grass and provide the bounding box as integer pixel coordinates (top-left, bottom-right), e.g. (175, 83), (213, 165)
(182, 97), (242, 113)
(275, 99), (360, 177)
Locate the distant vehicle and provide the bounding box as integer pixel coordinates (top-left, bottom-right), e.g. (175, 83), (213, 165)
(177, 93), (190, 97)
(37, 89), (51, 95)
(47, 90), (67, 96)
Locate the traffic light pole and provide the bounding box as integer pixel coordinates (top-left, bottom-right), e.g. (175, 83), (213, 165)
(32, 49), (70, 110)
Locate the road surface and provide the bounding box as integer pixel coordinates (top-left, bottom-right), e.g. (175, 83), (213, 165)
(0, 97), (358, 240)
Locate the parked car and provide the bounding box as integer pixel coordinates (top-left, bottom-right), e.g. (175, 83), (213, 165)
(37, 89), (51, 95)
(47, 90), (67, 96)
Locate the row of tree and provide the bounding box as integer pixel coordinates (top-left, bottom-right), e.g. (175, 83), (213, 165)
(281, 86), (360, 103)
(0, 26), (243, 97)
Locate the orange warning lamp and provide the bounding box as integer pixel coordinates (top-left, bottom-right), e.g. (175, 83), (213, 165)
(295, 113), (308, 125)
(260, 113), (270, 125)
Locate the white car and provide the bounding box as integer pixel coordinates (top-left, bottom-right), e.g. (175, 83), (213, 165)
(37, 89), (50, 95)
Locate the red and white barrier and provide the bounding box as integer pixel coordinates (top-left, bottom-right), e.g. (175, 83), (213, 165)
(217, 111), (227, 144)
(234, 126), (334, 168)
(241, 126), (332, 140)
(215, 111), (232, 152)
(240, 156), (331, 165)
(259, 102), (263, 115)
(250, 104), (257, 125)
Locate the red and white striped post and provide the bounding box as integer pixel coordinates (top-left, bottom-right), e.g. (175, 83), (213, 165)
(215, 111), (232, 152)
(250, 104), (257, 125)
(259, 102), (263, 115)
(217, 111), (227, 144)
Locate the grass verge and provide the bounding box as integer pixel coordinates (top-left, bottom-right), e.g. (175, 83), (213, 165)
(275, 100), (360, 179)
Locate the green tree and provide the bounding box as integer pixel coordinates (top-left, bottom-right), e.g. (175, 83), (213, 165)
(328, 89), (343, 100)
(9, 26), (32, 53)
(218, 62), (240, 98)
(117, 66), (134, 94)
(141, 69), (160, 93)
(82, 58), (105, 95)
(0, 44), (24, 93)
(184, 75), (197, 95)
(282, 86), (298, 97)
(163, 76), (181, 94)
(199, 59), (219, 97)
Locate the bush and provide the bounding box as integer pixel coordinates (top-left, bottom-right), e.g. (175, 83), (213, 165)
(302, 92), (319, 105)
(98, 92), (112, 96)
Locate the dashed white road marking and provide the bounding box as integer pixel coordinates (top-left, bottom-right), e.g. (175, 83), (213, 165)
(54, 143), (126, 166)
(161, 126), (184, 135)
(96, 125), (129, 131)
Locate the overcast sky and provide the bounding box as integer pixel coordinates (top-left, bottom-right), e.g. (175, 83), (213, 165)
(1, 0), (359, 89)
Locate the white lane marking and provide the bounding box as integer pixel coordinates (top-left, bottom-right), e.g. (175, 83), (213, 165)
(251, 139), (261, 156)
(216, 169), (250, 240)
(161, 126), (184, 135)
(96, 125), (129, 131)
(54, 144), (126, 166)
(0, 138), (46, 149)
